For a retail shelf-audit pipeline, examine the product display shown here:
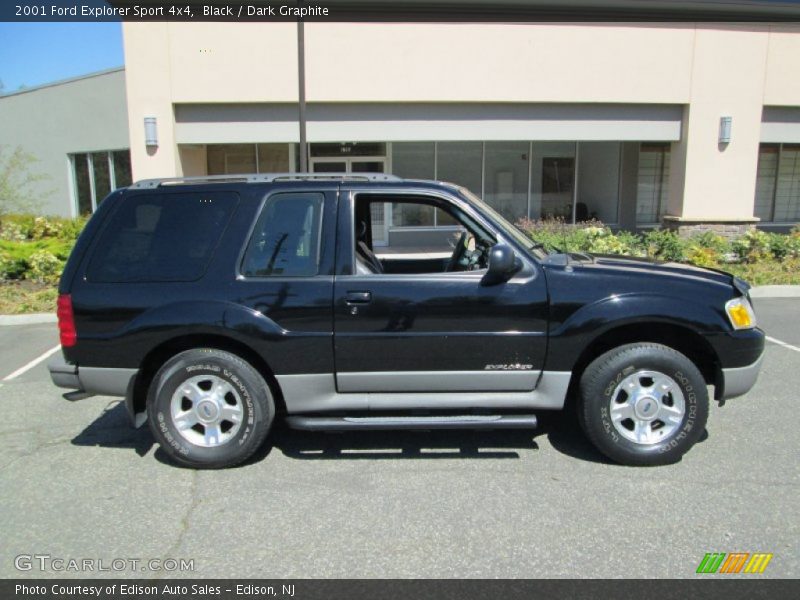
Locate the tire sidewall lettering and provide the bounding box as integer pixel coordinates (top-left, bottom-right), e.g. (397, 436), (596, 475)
(158, 361), (258, 459)
(594, 356), (704, 458)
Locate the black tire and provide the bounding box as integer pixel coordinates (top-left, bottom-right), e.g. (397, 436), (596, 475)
(147, 348), (274, 468)
(579, 343), (708, 466)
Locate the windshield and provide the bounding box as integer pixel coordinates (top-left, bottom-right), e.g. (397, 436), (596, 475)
(457, 187), (549, 260)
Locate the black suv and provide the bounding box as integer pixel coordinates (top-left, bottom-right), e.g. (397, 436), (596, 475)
(49, 173), (764, 468)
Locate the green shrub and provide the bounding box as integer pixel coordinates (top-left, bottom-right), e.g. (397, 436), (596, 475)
(0, 213), (87, 242)
(731, 229), (771, 263)
(689, 231), (731, 254)
(30, 216), (64, 240)
(57, 216), (88, 241)
(0, 214), (35, 240)
(0, 220), (28, 242)
(685, 245), (722, 268)
(643, 229), (686, 262)
(26, 250), (63, 284)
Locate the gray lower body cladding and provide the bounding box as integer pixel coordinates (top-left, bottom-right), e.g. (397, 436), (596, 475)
(48, 354), (138, 398)
(720, 353), (763, 399)
(276, 371), (573, 413)
(49, 353), (571, 427)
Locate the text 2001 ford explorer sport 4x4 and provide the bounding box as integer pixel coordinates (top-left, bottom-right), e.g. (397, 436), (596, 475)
(48, 173), (764, 468)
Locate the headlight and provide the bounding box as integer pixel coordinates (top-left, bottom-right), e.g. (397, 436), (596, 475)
(725, 296), (756, 330)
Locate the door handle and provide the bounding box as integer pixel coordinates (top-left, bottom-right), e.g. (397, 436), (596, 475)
(345, 291), (372, 304)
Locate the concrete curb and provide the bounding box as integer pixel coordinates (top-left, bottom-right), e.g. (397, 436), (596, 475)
(749, 285), (800, 298)
(0, 285), (796, 326)
(0, 313), (56, 326)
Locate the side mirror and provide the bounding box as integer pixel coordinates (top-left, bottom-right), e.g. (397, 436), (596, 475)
(482, 243), (520, 285)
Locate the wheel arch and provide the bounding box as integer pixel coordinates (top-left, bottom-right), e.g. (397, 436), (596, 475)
(128, 333), (286, 426)
(563, 321), (721, 408)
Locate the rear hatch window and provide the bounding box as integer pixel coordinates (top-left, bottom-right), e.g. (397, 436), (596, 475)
(86, 192), (238, 282)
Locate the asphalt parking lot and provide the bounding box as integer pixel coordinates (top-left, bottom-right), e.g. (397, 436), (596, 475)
(0, 298), (798, 579)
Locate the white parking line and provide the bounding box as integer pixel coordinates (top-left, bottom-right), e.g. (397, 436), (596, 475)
(2, 344), (62, 381)
(766, 335), (800, 353)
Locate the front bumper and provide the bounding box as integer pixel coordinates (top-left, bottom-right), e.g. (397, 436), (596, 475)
(48, 354), (138, 399)
(720, 352), (764, 399)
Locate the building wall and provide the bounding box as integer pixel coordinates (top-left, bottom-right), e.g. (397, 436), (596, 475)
(122, 22), (800, 226)
(0, 68), (129, 217)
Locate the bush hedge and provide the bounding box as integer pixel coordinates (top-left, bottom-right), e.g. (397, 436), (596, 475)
(1, 213), (799, 288)
(517, 218), (800, 284)
(0, 215), (87, 284)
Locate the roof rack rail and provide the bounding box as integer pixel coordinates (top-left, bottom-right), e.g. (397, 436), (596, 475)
(129, 172), (402, 189)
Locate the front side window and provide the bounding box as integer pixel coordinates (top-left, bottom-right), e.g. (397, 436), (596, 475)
(241, 192), (324, 277)
(353, 193), (495, 276)
(87, 192), (237, 283)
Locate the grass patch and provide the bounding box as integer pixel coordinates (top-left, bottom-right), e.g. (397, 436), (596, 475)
(725, 259), (800, 286)
(0, 281), (57, 315)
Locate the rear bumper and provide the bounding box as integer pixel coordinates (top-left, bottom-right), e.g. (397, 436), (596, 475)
(48, 354), (138, 398)
(720, 352), (764, 399)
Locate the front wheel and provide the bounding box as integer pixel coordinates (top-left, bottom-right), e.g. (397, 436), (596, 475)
(147, 348), (274, 468)
(579, 343), (708, 466)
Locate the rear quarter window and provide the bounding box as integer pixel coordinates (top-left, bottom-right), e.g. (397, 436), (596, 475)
(86, 192), (238, 283)
(241, 192), (325, 277)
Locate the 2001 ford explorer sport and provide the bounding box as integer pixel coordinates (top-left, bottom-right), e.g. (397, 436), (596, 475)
(48, 173), (764, 468)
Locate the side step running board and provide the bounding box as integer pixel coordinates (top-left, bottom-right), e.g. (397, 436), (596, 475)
(285, 414), (538, 431)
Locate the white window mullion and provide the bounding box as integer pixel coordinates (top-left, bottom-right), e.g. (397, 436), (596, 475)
(572, 142), (580, 224)
(67, 155), (78, 217)
(108, 151), (116, 190)
(527, 141), (533, 219)
(87, 153), (97, 212)
(433, 142), (438, 226)
(480, 141), (486, 200)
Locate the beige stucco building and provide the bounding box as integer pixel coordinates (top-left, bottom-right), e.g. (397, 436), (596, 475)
(121, 21), (800, 236)
(4, 19), (800, 235)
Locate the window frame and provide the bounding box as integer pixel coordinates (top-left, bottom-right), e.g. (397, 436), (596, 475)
(237, 189), (328, 280)
(341, 187), (526, 280)
(69, 148), (132, 216)
(756, 143), (800, 224)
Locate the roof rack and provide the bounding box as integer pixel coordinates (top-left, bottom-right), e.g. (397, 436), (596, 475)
(129, 172), (402, 189)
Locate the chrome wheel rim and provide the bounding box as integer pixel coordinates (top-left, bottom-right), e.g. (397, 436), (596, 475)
(609, 370), (685, 445)
(169, 374), (244, 447)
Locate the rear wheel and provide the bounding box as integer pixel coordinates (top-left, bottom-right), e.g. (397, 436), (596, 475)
(147, 348), (274, 468)
(579, 343), (708, 466)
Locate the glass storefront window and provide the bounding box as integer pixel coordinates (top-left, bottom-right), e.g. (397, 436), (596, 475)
(113, 150), (132, 188)
(91, 152), (111, 203)
(73, 155), (92, 216)
(437, 142), (482, 196)
(752, 143), (800, 223)
(257, 143), (290, 172)
(530, 142), (576, 221)
(774, 145), (800, 222)
(392, 142), (435, 180)
(484, 142), (529, 224)
(207, 144), (256, 174)
(636, 143), (671, 224)
(71, 150), (132, 215)
(578, 142), (620, 223)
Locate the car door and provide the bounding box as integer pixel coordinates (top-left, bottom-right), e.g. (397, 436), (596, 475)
(230, 186), (338, 377)
(333, 185), (549, 393)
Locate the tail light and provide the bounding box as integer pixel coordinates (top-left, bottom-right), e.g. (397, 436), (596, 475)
(57, 294), (77, 347)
